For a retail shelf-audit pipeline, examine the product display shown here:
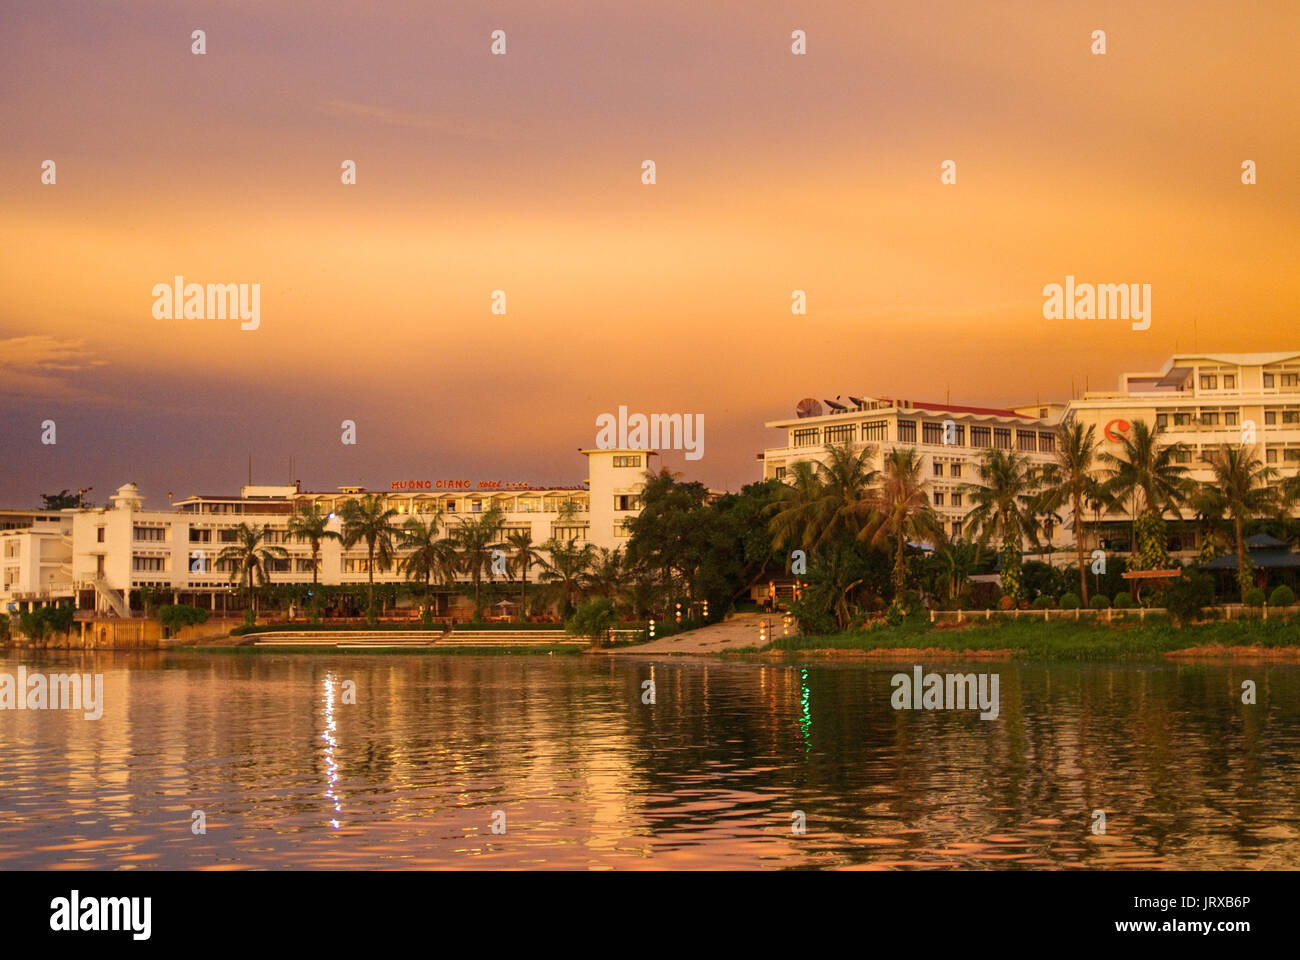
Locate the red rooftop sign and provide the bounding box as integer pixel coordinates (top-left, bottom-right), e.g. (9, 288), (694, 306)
(390, 480), (532, 491)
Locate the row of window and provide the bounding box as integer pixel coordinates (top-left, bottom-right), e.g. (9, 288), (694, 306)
(794, 422), (1055, 452)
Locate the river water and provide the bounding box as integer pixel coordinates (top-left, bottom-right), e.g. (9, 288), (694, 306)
(1, 651), (1297, 869)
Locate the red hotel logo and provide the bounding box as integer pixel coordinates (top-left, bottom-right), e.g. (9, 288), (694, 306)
(390, 479), (533, 491)
(1104, 419), (1131, 442)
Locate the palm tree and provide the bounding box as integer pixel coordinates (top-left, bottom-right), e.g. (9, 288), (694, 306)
(768, 442), (879, 553)
(1034, 421), (1103, 603)
(448, 508), (505, 620)
(396, 514), (455, 623)
(287, 502), (341, 588)
(1099, 420), (1191, 570)
(1200, 445), (1280, 596)
(962, 448), (1038, 602)
(536, 537), (595, 614)
(339, 494), (399, 614)
(505, 528), (539, 618)
(216, 523), (288, 616)
(935, 538), (982, 602)
(584, 546), (626, 604)
(867, 448), (945, 594)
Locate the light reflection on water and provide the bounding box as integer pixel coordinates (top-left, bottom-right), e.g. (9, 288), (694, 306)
(1, 651), (1298, 870)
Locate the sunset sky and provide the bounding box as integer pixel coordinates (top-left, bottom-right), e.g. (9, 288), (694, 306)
(2, 0), (1297, 506)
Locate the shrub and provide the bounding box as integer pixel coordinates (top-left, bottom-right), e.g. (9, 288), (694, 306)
(1060, 593), (1081, 610)
(159, 604), (209, 631)
(1243, 588), (1266, 607)
(242, 608), (256, 628)
(1113, 592), (1134, 609)
(1269, 585), (1297, 608)
(566, 597), (618, 642)
(17, 605), (75, 640)
(1031, 596), (1054, 609)
(1089, 594), (1111, 610)
(1168, 569), (1216, 626)
(998, 595), (1016, 611)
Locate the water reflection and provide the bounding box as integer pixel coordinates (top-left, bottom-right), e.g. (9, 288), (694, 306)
(0, 652), (1298, 869)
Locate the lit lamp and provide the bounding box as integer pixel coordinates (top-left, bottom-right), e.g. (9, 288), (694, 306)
(675, 602), (682, 625)
(648, 618), (656, 639)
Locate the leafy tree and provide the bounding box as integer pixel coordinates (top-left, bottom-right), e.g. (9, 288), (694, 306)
(505, 528), (540, 617)
(287, 503), (342, 588)
(962, 448), (1038, 602)
(447, 508), (505, 620)
(159, 604), (209, 631)
(1034, 422), (1103, 603)
(396, 515), (455, 624)
(566, 597), (618, 642)
(40, 489), (86, 510)
(340, 495), (400, 615)
(536, 536), (595, 615)
(867, 447), (945, 594)
(1199, 445), (1279, 597)
(1100, 420), (1191, 570)
(1166, 569), (1215, 626)
(216, 523), (288, 615)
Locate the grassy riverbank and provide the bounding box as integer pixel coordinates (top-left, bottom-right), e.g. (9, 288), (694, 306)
(186, 644), (588, 656)
(742, 618), (1300, 661)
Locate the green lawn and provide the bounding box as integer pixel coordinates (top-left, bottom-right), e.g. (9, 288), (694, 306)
(762, 617), (1300, 661)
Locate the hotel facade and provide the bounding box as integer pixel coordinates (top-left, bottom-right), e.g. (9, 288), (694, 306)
(759, 351), (1300, 559)
(2, 448), (651, 615)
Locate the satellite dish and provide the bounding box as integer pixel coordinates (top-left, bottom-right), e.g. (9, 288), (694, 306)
(824, 398), (847, 411)
(848, 396), (866, 408)
(795, 398), (823, 419)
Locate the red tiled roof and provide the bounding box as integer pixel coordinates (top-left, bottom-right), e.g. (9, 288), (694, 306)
(909, 400), (1031, 419)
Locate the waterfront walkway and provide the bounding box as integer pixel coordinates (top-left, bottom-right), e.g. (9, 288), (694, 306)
(603, 612), (776, 655)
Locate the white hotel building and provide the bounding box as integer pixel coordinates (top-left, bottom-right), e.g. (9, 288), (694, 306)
(1, 448), (651, 615)
(759, 351), (1300, 559)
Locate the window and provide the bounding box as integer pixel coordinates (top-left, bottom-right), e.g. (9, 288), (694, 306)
(613, 455), (641, 468)
(133, 526), (166, 541)
(922, 422), (945, 445)
(1156, 413), (1168, 428)
(793, 428), (820, 447)
(96, 527), (105, 543)
(614, 522), (633, 538)
(1265, 411), (1277, 425)
(1286, 449), (1300, 463)
(470, 500), (483, 513)
(949, 463), (962, 479)
(553, 525), (588, 541)
(1039, 408), (1048, 419)
(933, 491), (944, 506)
(1267, 449), (1278, 463)
(971, 426), (991, 447)
(189, 529), (212, 543)
(933, 462), (944, 477)
(862, 420), (888, 442)
(217, 528), (238, 542)
(951, 492), (962, 507)
(1224, 375), (1236, 390)
(342, 558), (370, 573)
(1016, 430), (1037, 451)
(774, 466), (787, 480)
(1284, 374), (1300, 388)
(1284, 411), (1300, 424)
(951, 521), (964, 539)
(1200, 411), (1219, 426)
(614, 495), (639, 511)
(1038, 432), (1055, 452)
(1225, 411), (1239, 426)
(132, 556), (166, 572)
(897, 420), (917, 443)
(1173, 413), (1190, 426)
(295, 559), (317, 574)
(1200, 374), (1218, 390)
(993, 428), (1011, 450)
(445, 501), (456, 513)
(1172, 449), (1191, 464)
(825, 424), (855, 445)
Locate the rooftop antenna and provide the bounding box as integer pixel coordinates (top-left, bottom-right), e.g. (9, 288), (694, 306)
(946, 383), (950, 405)
(1194, 317), (1198, 351)
(248, 454), (252, 486)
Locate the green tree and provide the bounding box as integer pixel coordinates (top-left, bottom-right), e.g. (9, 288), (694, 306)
(962, 448), (1038, 602)
(1199, 444), (1280, 596)
(448, 507), (505, 620)
(867, 447), (945, 594)
(287, 502), (342, 588)
(1099, 419), (1191, 570)
(216, 523), (288, 615)
(339, 495), (399, 614)
(1034, 421), (1103, 604)
(505, 528), (540, 618)
(396, 514), (455, 624)
(536, 536), (595, 614)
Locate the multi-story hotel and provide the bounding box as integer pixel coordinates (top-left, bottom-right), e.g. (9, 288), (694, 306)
(1, 448), (651, 615)
(759, 396), (1069, 546)
(759, 351), (1300, 560)
(1066, 351), (1300, 554)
